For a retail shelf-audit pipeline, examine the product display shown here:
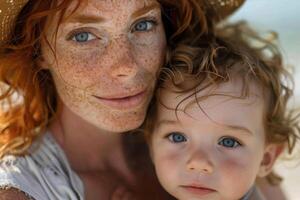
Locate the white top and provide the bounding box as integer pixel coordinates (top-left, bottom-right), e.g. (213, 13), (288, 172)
(0, 131), (266, 200)
(0, 132), (84, 200)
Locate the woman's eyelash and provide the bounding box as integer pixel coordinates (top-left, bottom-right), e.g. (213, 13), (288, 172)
(66, 28), (97, 41)
(132, 17), (159, 32)
(136, 16), (159, 24)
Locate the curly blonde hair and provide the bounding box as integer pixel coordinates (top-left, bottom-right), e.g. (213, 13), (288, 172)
(0, 0), (213, 157)
(144, 21), (300, 184)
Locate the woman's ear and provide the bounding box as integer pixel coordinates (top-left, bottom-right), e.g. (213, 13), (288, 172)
(257, 144), (284, 177)
(36, 40), (54, 70)
(36, 55), (50, 70)
(149, 143), (154, 161)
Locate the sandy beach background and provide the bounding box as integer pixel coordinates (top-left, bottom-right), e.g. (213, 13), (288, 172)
(228, 1), (300, 199)
(276, 150), (300, 200)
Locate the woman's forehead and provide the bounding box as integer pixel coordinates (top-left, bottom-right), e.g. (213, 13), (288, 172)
(52, 0), (161, 27)
(44, 0), (161, 37)
(64, 0), (159, 15)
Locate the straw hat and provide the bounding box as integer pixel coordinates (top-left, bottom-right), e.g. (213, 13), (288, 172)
(0, 0), (245, 45)
(0, 0), (29, 45)
(207, 0), (246, 21)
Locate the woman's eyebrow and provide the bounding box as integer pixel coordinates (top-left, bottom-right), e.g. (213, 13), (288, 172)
(66, 14), (106, 24)
(64, 3), (160, 24)
(131, 3), (161, 18)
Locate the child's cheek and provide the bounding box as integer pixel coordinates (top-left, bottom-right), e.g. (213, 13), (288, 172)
(152, 144), (185, 182)
(217, 151), (260, 198)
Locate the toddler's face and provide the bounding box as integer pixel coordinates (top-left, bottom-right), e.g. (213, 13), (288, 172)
(150, 78), (278, 200)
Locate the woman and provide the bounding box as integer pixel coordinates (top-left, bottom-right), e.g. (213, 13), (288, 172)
(0, 0), (271, 200)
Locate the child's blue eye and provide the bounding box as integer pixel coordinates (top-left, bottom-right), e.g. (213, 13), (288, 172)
(133, 20), (156, 32)
(72, 32), (96, 43)
(218, 137), (241, 148)
(167, 132), (187, 143)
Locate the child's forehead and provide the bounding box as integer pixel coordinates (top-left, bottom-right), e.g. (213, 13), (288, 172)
(157, 75), (264, 110)
(155, 77), (266, 137)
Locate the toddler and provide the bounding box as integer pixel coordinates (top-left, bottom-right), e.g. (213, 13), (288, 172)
(143, 23), (300, 200)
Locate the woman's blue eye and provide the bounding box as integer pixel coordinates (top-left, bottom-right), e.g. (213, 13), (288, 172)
(72, 32), (96, 43)
(218, 137), (241, 148)
(133, 20), (155, 32)
(168, 132), (187, 143)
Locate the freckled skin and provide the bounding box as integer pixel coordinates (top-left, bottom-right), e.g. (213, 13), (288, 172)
(41, 0), (166, 133)
(150, 78), (272, 200)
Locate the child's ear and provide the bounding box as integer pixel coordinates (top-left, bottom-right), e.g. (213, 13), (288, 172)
(257, 144), (284, 177)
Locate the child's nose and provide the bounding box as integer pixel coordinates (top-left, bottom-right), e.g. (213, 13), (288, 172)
(186, 149), (214, 174)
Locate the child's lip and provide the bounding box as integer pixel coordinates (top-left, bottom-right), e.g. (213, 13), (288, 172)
(180, 184), (216, 196)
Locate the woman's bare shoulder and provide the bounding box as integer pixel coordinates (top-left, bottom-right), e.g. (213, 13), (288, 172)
(0, 188), (33, 200)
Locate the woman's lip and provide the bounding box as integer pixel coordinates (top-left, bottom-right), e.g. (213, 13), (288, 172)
(92, 90), (147, 109)
(94, 90), (145, 100)
(180, 185), (216, 196)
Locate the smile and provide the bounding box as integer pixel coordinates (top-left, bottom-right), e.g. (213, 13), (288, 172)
(92, 90), (147, 109)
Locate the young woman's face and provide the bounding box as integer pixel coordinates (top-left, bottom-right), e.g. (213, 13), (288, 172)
(41, 0), (166, 133)
(150, 78), (275, 200)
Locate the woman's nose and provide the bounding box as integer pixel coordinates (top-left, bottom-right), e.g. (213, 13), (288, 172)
(109, 35), (138, 80)
(186, 148), (214, 174)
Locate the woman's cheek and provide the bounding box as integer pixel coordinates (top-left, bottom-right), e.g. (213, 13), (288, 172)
(54, 47), (106, 88)
(133, 32), (166, 74)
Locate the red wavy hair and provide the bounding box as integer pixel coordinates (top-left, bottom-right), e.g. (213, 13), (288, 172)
(0, 0), (211, 157)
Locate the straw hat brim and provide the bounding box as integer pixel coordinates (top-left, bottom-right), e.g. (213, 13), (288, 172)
(0, 0), (245, 45)
(0, 0), (29, 45)
(207, 0), (246, 22)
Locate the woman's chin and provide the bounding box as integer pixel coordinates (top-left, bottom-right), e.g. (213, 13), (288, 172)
(91, 110), (147, 134)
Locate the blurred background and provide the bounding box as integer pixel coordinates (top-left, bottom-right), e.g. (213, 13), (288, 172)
(227, 0), (300, 199)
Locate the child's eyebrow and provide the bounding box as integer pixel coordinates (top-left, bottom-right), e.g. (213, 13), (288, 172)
(223, 124), (253, 136)
(156, 119), (177, 128)
(155, 120), (254, 136)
